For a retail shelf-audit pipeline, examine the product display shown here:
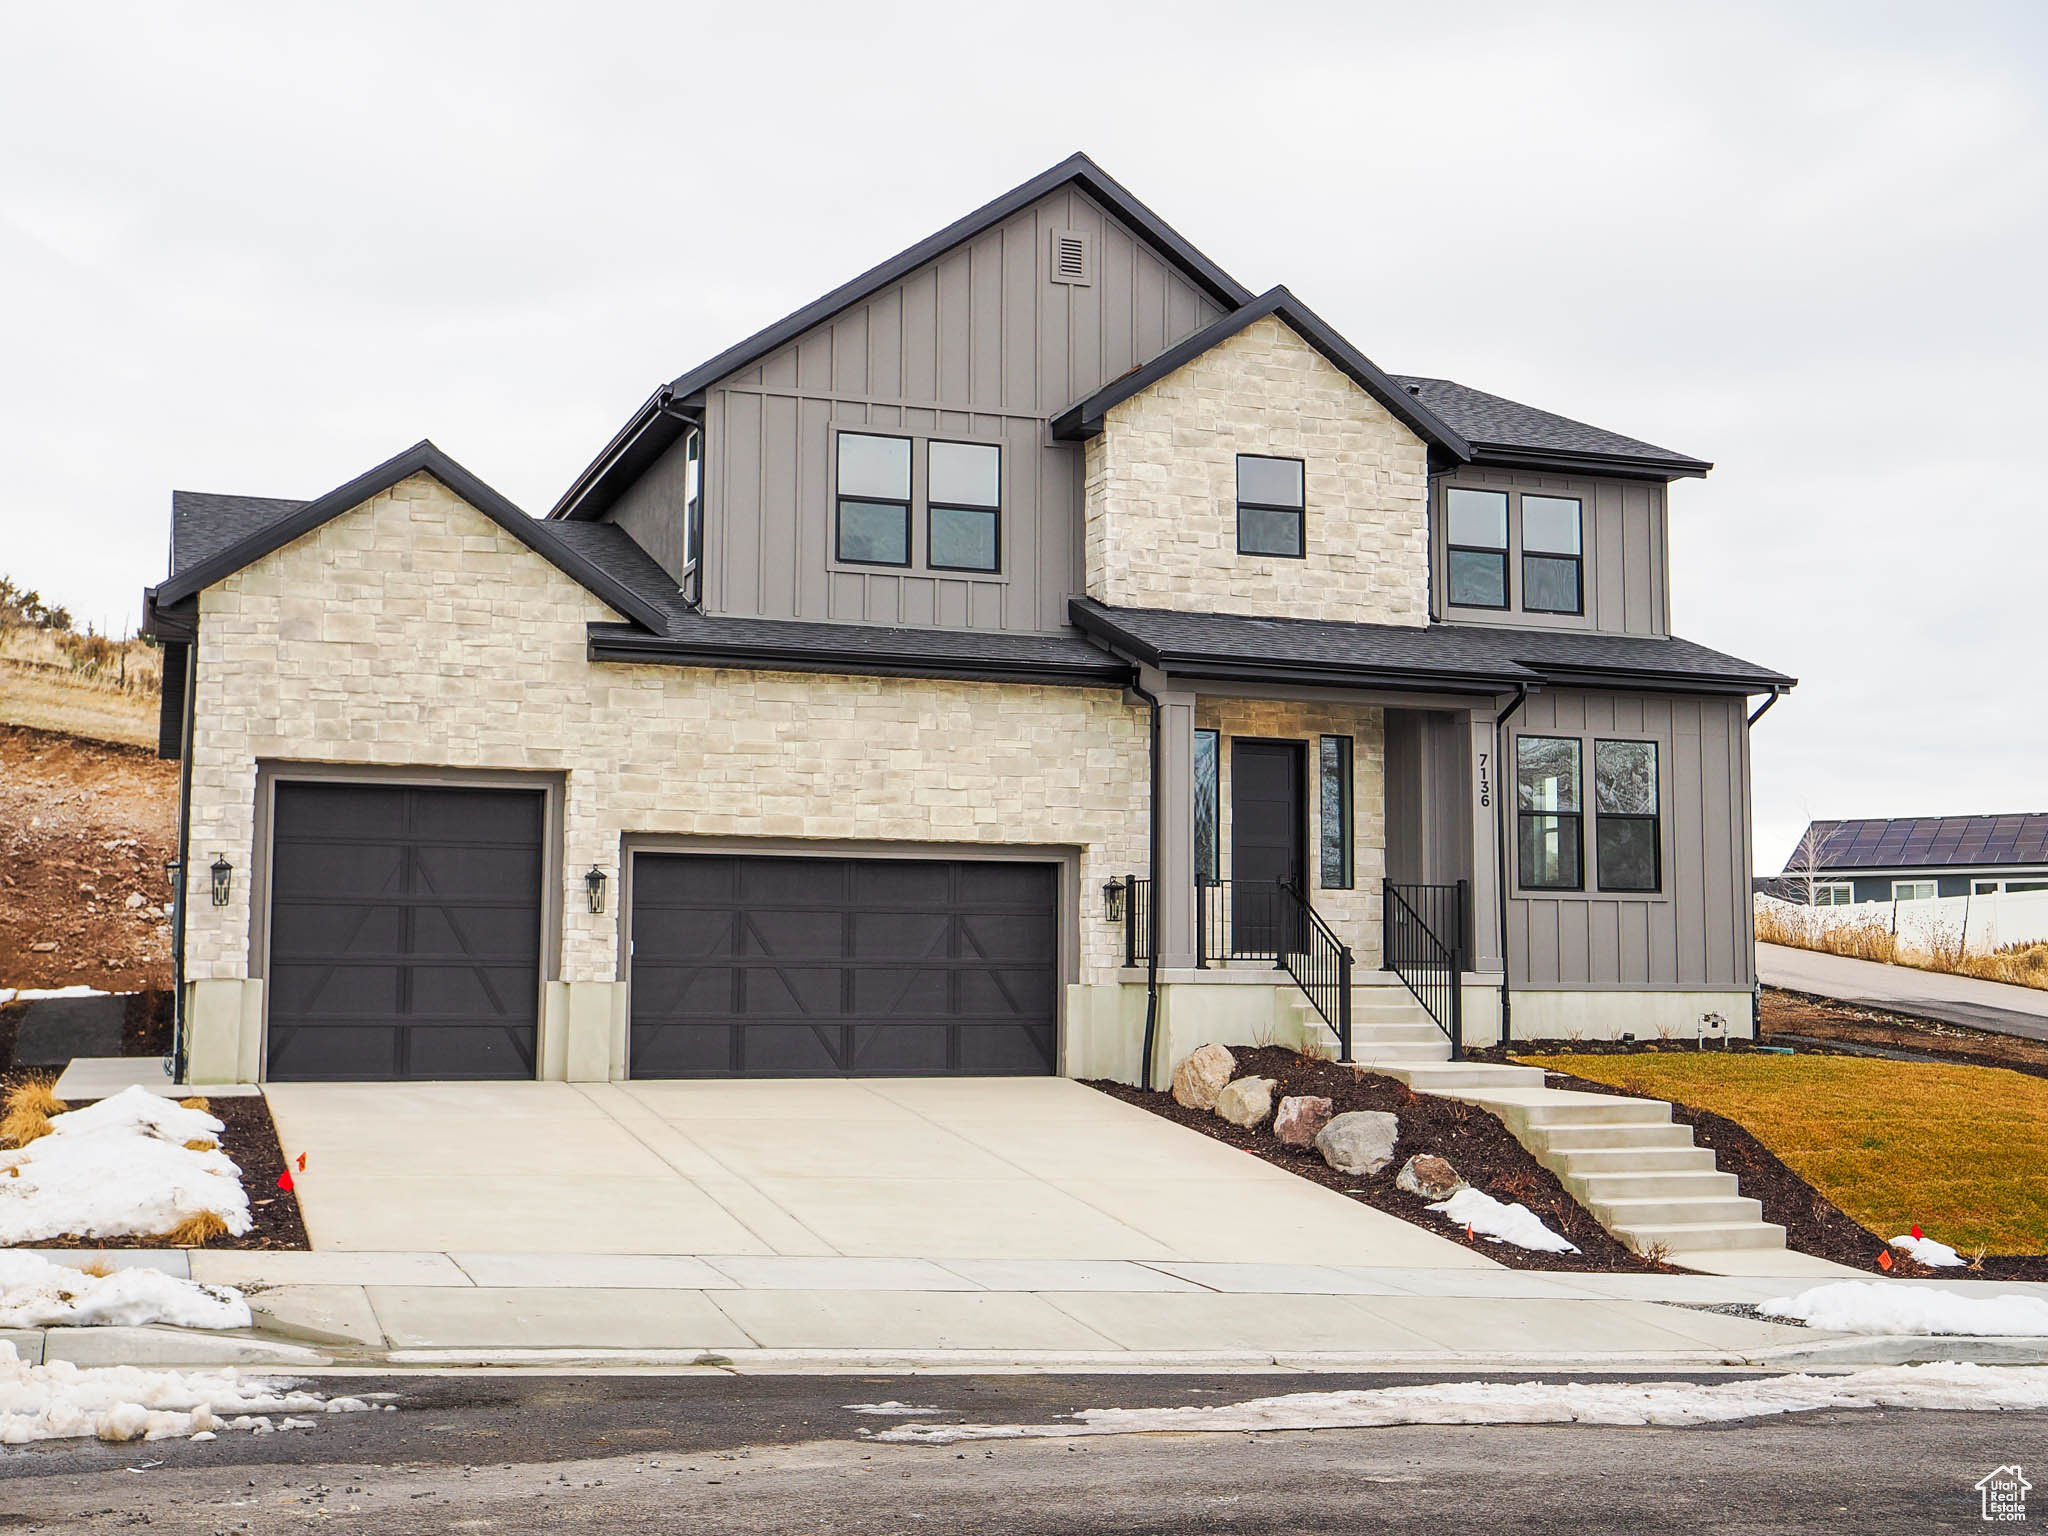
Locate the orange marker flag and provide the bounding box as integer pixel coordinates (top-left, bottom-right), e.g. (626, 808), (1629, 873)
(278, 1168), (295, 1193)
(296, 1153), (307, 1172)
(1878, 1248), (1893, 1271)
(1466, 1224), (1476, 1241)
(1910, 1224), (1923, 1241)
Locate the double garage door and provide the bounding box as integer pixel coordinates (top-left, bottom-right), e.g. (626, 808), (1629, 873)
(266, 783), (1056, 1080)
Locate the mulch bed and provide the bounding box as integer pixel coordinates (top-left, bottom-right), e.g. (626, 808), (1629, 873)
(1517, 1060), (2048, 1283)
(1, 1066), (309, 1251)
(1087, 1045), (1667, 1273)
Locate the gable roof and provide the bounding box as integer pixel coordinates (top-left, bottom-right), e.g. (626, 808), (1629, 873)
(1049, 288), (1471, 459)
(1394, 376), (1711, 480)
(1785, 815), (2048, 874)
(148, 439), (671, 632)
(552, 152), (1257, 522)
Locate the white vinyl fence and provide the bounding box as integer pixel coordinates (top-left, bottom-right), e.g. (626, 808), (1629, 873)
(1756, 888), (2048, 957)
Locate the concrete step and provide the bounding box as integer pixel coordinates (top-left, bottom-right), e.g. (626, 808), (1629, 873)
(1525, 1121), (1697, 1152)
(1347, 1022), (1449, 1045)
(1592, 1194), (1765, 1227)
(1368, 1062), (1545, 1090)
(1349, 1042), (1454, 1063)
(1611, 1220), (1789, 1254)
(1519, 1097), (1673, 1129)
(1565, 1169), (1741, 1203)
(1545, 1144), (1718, 1174)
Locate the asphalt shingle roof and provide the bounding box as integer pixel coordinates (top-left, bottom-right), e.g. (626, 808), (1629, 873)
(1392, 377), (1709, 474)
(1789, 816), (2048, 873)
(170, 491), (310, 576)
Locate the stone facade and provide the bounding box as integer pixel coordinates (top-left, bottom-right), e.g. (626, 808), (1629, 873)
(185, 473), (1152, 994)
(1195, 696), (1387, 965)
(1083, 316), (1431, 624)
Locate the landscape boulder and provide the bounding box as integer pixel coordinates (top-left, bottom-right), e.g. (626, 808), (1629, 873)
(1395, 1153), (1465, 1200)
(1170, 1044), (1236, 1110)
(1213, 1076), (1276, 1128)
(1314, 1110), (1400, 1176)
(1273, 1094), (1333, 1148)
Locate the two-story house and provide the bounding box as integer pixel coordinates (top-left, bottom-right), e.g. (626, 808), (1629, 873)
(142, 154), (1792, 1087)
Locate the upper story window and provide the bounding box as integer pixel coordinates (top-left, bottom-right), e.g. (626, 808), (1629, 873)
(1446, 488), (1509, 608)
(835, 433), (913, 567)
(1892, 879), (1937, 902)
(1817, 882), (1856, 905)
(1522, 496), (1583, 615)
(1594, 739), (1659, 891)
(1236, 455), (1305, 558)
(1516, 735), (1582, 890)
(927, 441), (1001, 573)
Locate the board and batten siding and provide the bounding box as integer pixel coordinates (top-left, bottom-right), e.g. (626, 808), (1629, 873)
(700, 186), (1226, 634)
(1431, 467), (1670, 636)
(1507, 689), (1755, 992)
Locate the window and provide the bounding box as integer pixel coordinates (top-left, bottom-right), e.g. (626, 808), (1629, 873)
(1817, 883), (1856, 906)
(1194, 729), (1220, 883)
(1522, 496), (1583, 614)
(927, 440), (1001, 572)
(1594, 740), (1659, 891)
(1319, 735), (1353, 889)
(2009, 880), (2048, 894)
(835, 433), (912, 566)
(1447, 488), (1509, 608)
(680, 428), (704, 607)
(1892, 880), (1937, 902)
(1975, 880), (2001, 895)
(1516, 736), (1582, 890)
(1236, 455), (1305, 557)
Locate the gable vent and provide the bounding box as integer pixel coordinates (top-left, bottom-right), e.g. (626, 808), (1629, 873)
(1049, 229), (1094, 287)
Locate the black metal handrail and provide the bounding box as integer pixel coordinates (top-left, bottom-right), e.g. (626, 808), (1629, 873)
(1194, 878), (1351, 1058)
(1382, 878), (1468, 1058)
(1275, 879), (1352, 1060)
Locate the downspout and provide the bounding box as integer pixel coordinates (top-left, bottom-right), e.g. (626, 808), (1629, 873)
(1127, 676), (1163, 1090)
(1744, 686), (1784, 1033)
(168, 639), (198, 1083)
(1491, 684), (1529, 1048)
(1747, 687), (1783, 727)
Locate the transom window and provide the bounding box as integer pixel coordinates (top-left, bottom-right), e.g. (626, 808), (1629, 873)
(1522, 496), (1583, 614)
(1236, 455), (1306, 558)
(1447, 488), (1509, 608)
(1594, 739), (1659, 892)
(927, 440), (1000, 573)
(1516, 736), (1582, 890)
(835, 433), (912, 567)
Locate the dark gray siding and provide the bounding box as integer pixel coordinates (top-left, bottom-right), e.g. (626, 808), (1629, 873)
(700, 186), (1226, 634)
(1507, 689), (1754, 991)
(1431, 467), (1670, 636)
(1385, 708), (1471, 888)
(605, 431), (694, 587)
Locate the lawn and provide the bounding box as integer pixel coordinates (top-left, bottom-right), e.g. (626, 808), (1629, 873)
(1517, 1052), (2048, 1255)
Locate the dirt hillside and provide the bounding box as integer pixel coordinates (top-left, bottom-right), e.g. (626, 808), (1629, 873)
(0, 723), (178, 991)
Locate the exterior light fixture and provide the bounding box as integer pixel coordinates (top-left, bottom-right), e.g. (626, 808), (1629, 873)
(209, 857), (233, 907)
(586, 865), (609, 915)
(1103, 877), (1126, 923)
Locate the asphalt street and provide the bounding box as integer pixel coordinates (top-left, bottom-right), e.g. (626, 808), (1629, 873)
(4, 1371), (2045, 1533)
(1759, 942), (2048, 1041)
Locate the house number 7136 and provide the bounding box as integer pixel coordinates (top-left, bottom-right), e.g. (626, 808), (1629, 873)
(1477, 751), (1491, 808)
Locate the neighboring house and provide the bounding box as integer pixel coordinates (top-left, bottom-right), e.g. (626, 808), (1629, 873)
(1767, 816), (2048, 905)
(142, 153), (1792, 1088)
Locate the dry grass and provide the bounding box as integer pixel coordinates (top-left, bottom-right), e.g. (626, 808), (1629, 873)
(0, 622), (160, 699)
(1521, 1051), (2048, 1252)
(0, 1077), (69, 1147)
(0, 662), (159, 746)
(1756, 903), (2048, 993)
(164, 1211), (229, 1247)
(74, 1258), (115, 1278)
(182, 1138), (218, 1152)
(178, 1097), (210, 1113)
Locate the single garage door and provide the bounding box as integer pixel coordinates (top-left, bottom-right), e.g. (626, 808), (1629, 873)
(629, 853), (1058, 1077)
(266, 782), (544, 1081)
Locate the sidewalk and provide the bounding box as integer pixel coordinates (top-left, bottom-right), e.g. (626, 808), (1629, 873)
(1759, 941), (2048, 1041)
(14, 1246), (2048, 1374)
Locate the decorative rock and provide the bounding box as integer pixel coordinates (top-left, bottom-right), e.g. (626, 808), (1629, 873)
(1315, 1110), (1401, 1176)
(1396, 1153), (1465, 1200)
(1273, 1095), (1333, 1148)
(1170, 1044), (1236, 1111)
(1213, 1076), (1275, 1128)
(125, 892), (147, 910)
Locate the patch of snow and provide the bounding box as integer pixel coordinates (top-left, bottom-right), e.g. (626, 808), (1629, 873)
(1892, 1234), (1967, 1268)
(0, 987), (107, 1005)
(0, 1340), (376, 1444)
(1761, 1282), (2048, 1337)
(0, 1253), (251, 1330)
(0, 1084), (251, 1245)
(1426, 1187), (1579, 1254)
(868, 1363), (2048, 1444)
(845, 1402), (944, 1416)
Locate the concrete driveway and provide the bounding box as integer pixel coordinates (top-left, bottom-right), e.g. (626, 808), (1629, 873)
(263, 1077), (1494, 1270)
(1759, 941), (2048, 1040)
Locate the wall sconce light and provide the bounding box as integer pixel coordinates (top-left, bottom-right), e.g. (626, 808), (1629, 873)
(1102, 877), (1126, 923)
(586, 865), (609, 915)
(209, 857), (233, 908)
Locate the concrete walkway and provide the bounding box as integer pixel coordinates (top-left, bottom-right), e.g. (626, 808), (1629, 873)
(1760, 941), (2048, 1040)
(263, 1078), (1495, 1268)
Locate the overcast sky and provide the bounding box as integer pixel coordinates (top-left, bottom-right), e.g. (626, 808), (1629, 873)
(3, 1), (2041, 870)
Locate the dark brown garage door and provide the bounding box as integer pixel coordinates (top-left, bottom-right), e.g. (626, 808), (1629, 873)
(266, 782), (544, 1081)
(629, 854), (1058, 1078)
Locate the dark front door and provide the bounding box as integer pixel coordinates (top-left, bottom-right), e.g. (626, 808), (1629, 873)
(1230, 739), (1305, 955)
(628, 853), (1058, 1078)
(266, 782), (544, 1081)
